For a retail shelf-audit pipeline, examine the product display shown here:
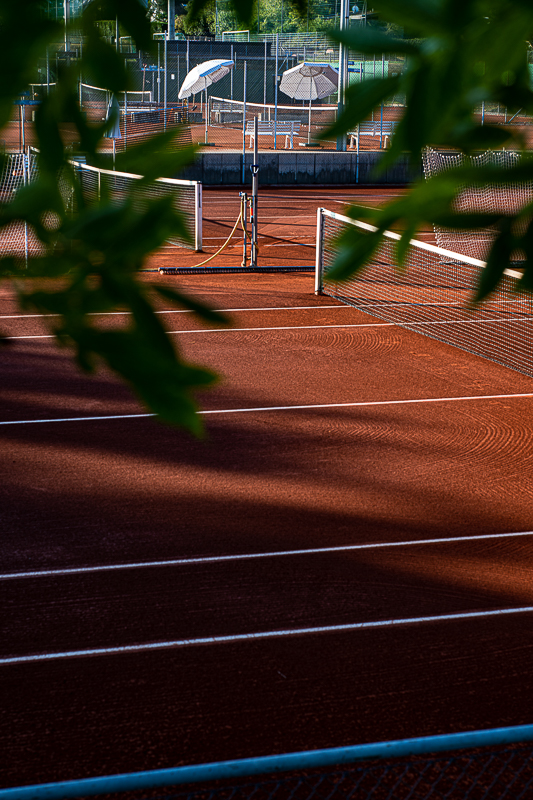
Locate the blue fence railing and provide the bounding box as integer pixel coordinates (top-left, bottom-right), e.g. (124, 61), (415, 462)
(2, 724), (533, 800)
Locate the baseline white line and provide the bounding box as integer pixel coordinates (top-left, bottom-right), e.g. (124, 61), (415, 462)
(0, 305), (347, 320)
(3, 530), (532, 581)
(6, 323), (394, 340)
(3, 606), (533, 664)
(1, 393), (532, 426)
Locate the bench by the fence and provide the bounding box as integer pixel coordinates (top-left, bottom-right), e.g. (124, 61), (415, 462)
(348, 121), (397, 149)
(246, 120), (301, 149)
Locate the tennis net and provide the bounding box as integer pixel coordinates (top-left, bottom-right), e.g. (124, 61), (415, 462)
(74, 162), (202, 251)
(315, 208), (533, 377)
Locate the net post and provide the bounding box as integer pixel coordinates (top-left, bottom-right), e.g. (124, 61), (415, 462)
(274, 34), (279, 149)
(23, 149), (29, 269)
(242, 60), (247, 184)
(240, 191), (248, 267)
(315, 207), (324, 295)
(164, 38), (168, 130)
(250, 117), (259, 267)
(194, 182), (202, 252)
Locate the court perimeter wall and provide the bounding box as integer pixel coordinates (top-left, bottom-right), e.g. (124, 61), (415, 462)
(176, 151), (421, 186)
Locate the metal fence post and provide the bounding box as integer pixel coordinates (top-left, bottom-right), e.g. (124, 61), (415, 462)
(337, 0), (348, 151)
(23, 149), (29, 268)
(164, 38), (167, 129)
(250, 116), (259, 267)
(230, 45), (234, 99)
(242, 60), (247, 183)
(274, 34), (279, 149)
(263, 39), (267, 111)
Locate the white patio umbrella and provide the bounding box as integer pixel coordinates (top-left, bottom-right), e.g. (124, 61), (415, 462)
(104, 94), (122, 166)
(178, 59), (234, 144)
(279, 62), (338, 145)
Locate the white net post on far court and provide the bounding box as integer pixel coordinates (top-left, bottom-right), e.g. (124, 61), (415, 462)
(74, 162), (203, 251)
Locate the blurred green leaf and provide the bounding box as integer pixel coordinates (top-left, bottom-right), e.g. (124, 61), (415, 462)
(321, 76), (401, 141)
(371, 0), (444, 35)
(82, 0), (154, 54)
(475, 220), (515, 301)
(332, 27), (420, 56)
(114, 130), (197, 181)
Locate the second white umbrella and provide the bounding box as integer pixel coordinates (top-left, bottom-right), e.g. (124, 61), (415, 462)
(279, 62), (338, 145)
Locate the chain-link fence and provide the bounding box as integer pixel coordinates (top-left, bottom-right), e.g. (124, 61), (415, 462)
(4, 30), (533, 158)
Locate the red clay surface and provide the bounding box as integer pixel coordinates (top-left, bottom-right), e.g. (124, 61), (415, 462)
(150, 185), (412, 271)
(2, 186), (533, 791)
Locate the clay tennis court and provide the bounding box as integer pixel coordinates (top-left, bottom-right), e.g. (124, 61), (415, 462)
(2, 185), (533, 792)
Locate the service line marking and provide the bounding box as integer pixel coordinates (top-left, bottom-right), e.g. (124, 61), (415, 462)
(3, 606), (533, 665)
(0, 305), (347, 320)
(1, 393), (532, 427)
(2, 530), (532, 581)
(6, 322), (394, 340)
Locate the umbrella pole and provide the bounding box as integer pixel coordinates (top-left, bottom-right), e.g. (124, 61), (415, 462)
(205, 88), (208, 144)
(308, 96), (312, 145)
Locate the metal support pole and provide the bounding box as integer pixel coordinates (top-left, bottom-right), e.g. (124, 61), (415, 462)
(274, 34), (279, 149)
(63, 0), (70, 59)
(157, 42), (161, 104)
(242, 60), (247, 183)
(240, 191), (248, 266)
(250, 117), (259, 267)
(194, 182), (203, 252)
(315, 208), (324, 294)
(336, 0), (349, 151)
(168, 0), (175, 40)
(263, 39), (267, 111)
(20, 105), (25, 152)
(230, 45), (234, 99)
(23, 149), (29, 268)
(205, 87), (208, 144)
(356, 122), (360, 183)
(164, 38), (168, 129)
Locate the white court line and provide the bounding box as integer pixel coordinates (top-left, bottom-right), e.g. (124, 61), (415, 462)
(3, 606), (533, 665)
(0, 305), (347, 320)
(6, 316), (533, 340)
(6, 323), (394, 340)
(3, 530), (532, 581)
(0, 392), (532, 426)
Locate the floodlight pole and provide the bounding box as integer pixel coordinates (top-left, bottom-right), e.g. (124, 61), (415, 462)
(168, 0), (175, 40)
(336, 0), (349, 151)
